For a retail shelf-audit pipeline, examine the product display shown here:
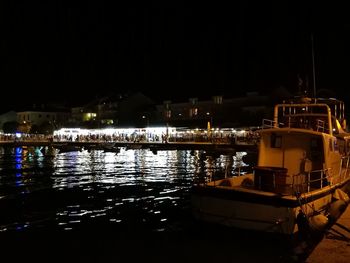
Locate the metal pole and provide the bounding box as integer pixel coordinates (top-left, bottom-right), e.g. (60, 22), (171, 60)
(311, 34), (317, 99)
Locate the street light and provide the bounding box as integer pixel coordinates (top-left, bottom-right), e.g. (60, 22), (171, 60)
(142, 115), (149, 127)
(206, 112), (213, 141)
(206, 112), (213, 127)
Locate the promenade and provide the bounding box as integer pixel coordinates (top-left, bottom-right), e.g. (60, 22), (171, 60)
(0, 139), (258, 155)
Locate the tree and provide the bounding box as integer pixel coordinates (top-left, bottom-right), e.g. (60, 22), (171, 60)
(2, 121), (18, 133)
(17, 122), (31, 133)
(38, 121), (55, 135)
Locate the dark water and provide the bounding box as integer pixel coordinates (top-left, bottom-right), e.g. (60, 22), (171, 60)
(0, 146), (297, 262)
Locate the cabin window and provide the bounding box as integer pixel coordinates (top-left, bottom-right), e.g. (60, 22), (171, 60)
(334, 138), (339, 152)
(329, 138), (334, 152)
(310, 137), (324, 161)
(346, 141), (350, 155)
(311, 138), (318, 148)
(165, 110), (171, 119)
(338, 139), (345, 154)
(271, 134), (282, 148)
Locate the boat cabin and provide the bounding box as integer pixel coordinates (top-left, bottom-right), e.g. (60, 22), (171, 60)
(254, 98), (350, 194)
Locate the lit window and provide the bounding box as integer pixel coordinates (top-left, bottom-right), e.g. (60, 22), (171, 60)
(213, 96), (223, 104)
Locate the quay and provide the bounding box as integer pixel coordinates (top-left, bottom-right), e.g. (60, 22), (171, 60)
(0, 126), (259, 154)
(305, 206), (350, 262)
(0, 140), (257, 154)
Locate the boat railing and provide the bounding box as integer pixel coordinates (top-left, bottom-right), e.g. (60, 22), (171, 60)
(262, 119), (283, 129)
(262, 115), (330, 133)
(250, 164), (349, 194)
(339, 155), (350, 180)
(196, 162), (350, 194)
(274, 103), (334, 135)
(248, 167), (333, 194)
(302, 168), (331, 193)
(316, 119), (326, 132)
(273, 167), (350, 194)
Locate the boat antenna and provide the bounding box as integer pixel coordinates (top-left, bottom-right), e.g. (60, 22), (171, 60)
(311, 33), (317, 101)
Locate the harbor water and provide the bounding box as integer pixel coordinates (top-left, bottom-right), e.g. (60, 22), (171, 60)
(0, 146), (296, 262)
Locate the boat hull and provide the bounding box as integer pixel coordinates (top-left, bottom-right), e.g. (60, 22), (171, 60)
(191, 181), (350, 236)
(192, 194), (297, 235)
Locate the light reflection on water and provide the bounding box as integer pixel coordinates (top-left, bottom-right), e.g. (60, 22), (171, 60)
(0, 147), (256, 233)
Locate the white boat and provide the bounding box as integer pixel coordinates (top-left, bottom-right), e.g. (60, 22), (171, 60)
(191, 97), (350, 238)
(54, 143), (82, 153)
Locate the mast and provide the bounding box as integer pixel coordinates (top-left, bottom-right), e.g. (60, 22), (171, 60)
(311, 33), (317, 99)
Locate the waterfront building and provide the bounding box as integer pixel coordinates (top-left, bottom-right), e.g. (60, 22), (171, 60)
(16, 106), (70, 134)
(156, 92), (270, 129)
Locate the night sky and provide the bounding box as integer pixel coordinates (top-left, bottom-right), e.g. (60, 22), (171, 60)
(1, 1), (350, 112)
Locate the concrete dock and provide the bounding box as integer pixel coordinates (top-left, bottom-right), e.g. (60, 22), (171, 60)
(0, 140), (257, 155)
(306, 206), (350, 262)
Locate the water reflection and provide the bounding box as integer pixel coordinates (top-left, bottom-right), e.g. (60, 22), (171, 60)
(0, 147), (256, 233)
(15, 147), (23, 187)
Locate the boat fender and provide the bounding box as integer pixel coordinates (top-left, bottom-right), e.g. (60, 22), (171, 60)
(332, 189), (350, 204)
(328, 199), (348, 222)
(241, 178), (254, 187)
(218, 179), (232, 187)
(296, 210), (310, 237)
(308, 214), (329, 232)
